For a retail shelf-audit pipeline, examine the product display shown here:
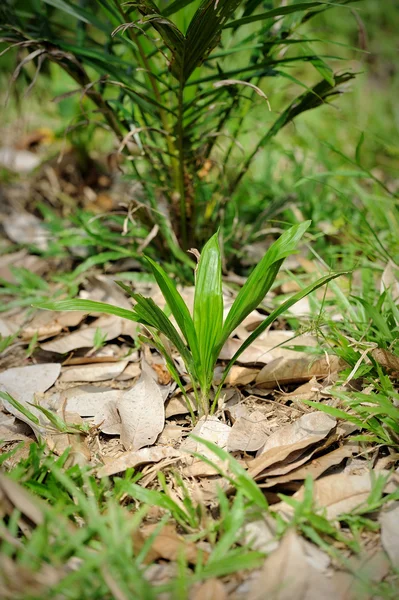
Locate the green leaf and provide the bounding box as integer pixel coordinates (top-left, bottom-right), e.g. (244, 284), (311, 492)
(224, 2), (323, 29)
(193, 233), (223, 389)
(144, 257), (200, 363)
(42, 0), (110, 33)
(219, 222), (311, 349)
(0, 391), (40, 425)
(34, 299), (140, 323)
(216, 271), (346, 394)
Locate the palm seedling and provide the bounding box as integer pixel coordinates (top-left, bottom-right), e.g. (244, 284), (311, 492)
(36, 221), (343, 420)
(1, 0), (357, 262)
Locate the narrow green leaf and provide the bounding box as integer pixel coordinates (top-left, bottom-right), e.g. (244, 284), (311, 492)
(144, 257), (199, 362)
(219, 222), (311, 349)
(0, 391), (40, 425)
(34, 299), (140, 323)
(224, 2), (323, 29)
(216, 271), (346, 394)
(42, 0), (110, 32)
(193, 233), (223, 389)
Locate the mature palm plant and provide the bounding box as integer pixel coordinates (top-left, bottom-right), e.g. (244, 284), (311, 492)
(0, 0), (357, 262)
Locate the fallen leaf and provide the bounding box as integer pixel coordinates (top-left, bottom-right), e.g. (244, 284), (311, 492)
(97, 446), (183, 477)
(214, 365), (258, 386)
(138, 523), (207, 565)
(59, 361), (128, 382)
(0, 147), (40, 173)
(379, 502), (399, 568)
(181, 416), (232, 476)
(191, 578), (227, 600)
(41, 315), (124, 353)
(371, 348), (399, 376)
(0, 472), (45, 525)
(165, 394), (191, 417)
(256, 355), (343, 388)
(334, 550), (391, 600)
(0, 250), (47, 284)
(21, 310), (86, 341)
(258, 412), (336, 456)
(0, 363), (61, 435)
(260, 442), (358, 488)
(278, 471), (398, 519)
(248, 529), (337, 600)
(247, 413), (337, 480)
(0, 554), (64, 600)
(117, 369), (165, 450)
(3, 212), (48, 250)
(227, 410), (269, 452)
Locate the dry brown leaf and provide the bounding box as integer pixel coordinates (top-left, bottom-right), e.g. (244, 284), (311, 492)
(41, 315), (124, 353)
(165, 394), (191, 417)
(277, 377), (323, 403)
(0, 250), (47, 283)
(191, 578), (227, 600)
(59, 361), (128, 382)
(379, 502), (399, 568)
(247, 413), (337, 480)
(371, 348), (399, 376)
(139, 523), (207, 564)
(0, 413), (33, 443)
(260, 442), (358, 488)
(256, 355), (343, 388)
(62, 386), (122, 434)
(116, 369), (165, 450)
(0, 363), (61, 436)
(98, 446), (184, 477)
(227, 410), (269, 452)
(21, 310), (86, 341)
(248, 529), (337, 600)
(279, 471), (398, 520)
(214, 365), (259, 386)
(258, 412), (336, 456)
(0, 472), (45, 525)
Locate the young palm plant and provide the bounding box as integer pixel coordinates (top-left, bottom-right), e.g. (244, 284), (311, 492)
(1, 0), (357, 261)
(36, 222), (343, 419)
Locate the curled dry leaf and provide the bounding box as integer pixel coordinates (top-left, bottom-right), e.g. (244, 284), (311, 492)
(62, 386), (122, 434)
(379, 502), (399, 568)
(214, 365), (258, 386)
(247, 413), (337, 480)
(256, 355), (343, 388)
(97, 446), (184, 477)
(117, 369), (165, 451)
(59, 361), (128, 382)
(259, 442), (359, 488)
(257, 412), (336, 456)
(248, 529), (337, 600)
(181, 416), (232, 477)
